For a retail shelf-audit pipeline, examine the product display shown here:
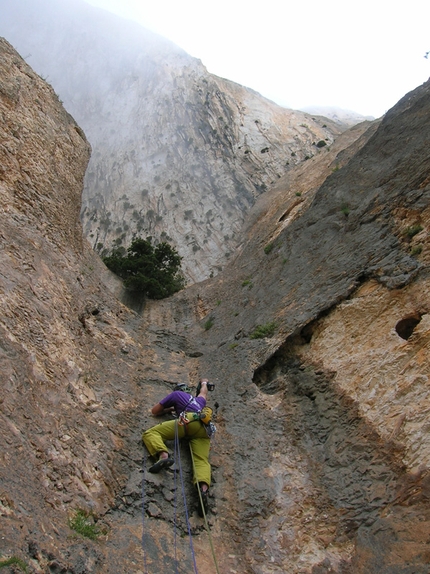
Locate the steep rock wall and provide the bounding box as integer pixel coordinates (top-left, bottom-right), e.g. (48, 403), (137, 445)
(2, 33), (430, 574)
(143, 78), (430, 573)
(0, 37), (246, 573)
(0, 37), (163, 572)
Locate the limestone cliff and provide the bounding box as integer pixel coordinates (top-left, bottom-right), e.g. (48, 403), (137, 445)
(2, 33), (430, 574)
(157, 78), (430, 572)
(0, 0), (350, 284)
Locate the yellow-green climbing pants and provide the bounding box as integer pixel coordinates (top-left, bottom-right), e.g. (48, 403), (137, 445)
(142, 417), (211, 487)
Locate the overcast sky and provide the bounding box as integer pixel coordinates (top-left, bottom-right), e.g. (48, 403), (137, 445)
(84, 0), (430, 119)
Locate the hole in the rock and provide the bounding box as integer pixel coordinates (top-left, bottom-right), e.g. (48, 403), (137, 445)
(300, 323), (314, 344)
(395, 313), (421, 340)
(278, 197), (302, 222)
(253, 352), (286, 394)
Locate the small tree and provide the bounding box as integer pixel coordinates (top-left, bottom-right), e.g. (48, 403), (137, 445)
(103, 237), (185, 299)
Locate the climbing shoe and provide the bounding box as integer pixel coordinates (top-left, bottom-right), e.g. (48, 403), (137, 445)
(197, 488), (209, 517)
(149, 457), (174, 473)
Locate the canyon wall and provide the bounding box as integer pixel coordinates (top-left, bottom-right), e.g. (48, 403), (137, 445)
(1, 25), (430, 574)
(0, 0), (354, 283)
(143, 77), (430, 572)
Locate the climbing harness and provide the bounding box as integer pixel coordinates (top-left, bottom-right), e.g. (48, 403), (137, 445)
(177, 394), (199, 427)
(176, 396), (216, 439)
(177, 410), (217, 441)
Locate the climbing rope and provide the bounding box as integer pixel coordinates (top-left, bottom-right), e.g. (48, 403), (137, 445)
(189, 446), (221, 574)
(141, 430), (197, 574)
(173, 424), (179, 574)
(141, 448), (149, 574)
(141, 417), (219, 573)
(175, 420), (199, 573)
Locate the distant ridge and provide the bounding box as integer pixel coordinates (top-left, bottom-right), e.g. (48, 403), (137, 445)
(301, 105), (376, 126)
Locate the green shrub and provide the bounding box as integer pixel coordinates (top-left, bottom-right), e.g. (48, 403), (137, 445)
(242, 279), (253, 288)
(404, 224), (423, 238)
(204, 317), (214, 330)
(340, 203), (350, 216)
(264, 242), (274, 255)
(0, 556), (28, 572)
(68, 509), (102, 540)
(250, 322), (277, 339)
(411, 244), (423, 255)
(316, 140), (327, 148)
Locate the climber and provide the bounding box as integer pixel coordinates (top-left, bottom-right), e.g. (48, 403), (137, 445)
(142, 379), (214, 516)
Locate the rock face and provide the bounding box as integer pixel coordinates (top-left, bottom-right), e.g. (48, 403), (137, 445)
(0, 0), (349, 283)
(164, 79), (430, 572)
(0, 37), (149, 571)
(2, 29), (430, 574)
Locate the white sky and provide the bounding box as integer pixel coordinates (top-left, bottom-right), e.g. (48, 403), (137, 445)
(84, 0), (430, 118)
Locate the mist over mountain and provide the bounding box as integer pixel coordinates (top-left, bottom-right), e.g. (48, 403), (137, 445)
(0, 0), (371, 283)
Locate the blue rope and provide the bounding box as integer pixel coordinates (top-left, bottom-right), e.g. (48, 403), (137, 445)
(141, 422), (199, 573)
(189, 445), (221, 574)
(141, 448), (148, 574)
(175, 421), (199, 574)
(173, 423), (179, 574)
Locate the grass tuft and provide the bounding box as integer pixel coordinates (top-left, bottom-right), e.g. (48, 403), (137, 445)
(68, 509), (102, 540)
(0, 557), (28, 572)
(250, 322), (277, 339)
(264, 242), (274, 255)
(404, 224), (423, 238)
